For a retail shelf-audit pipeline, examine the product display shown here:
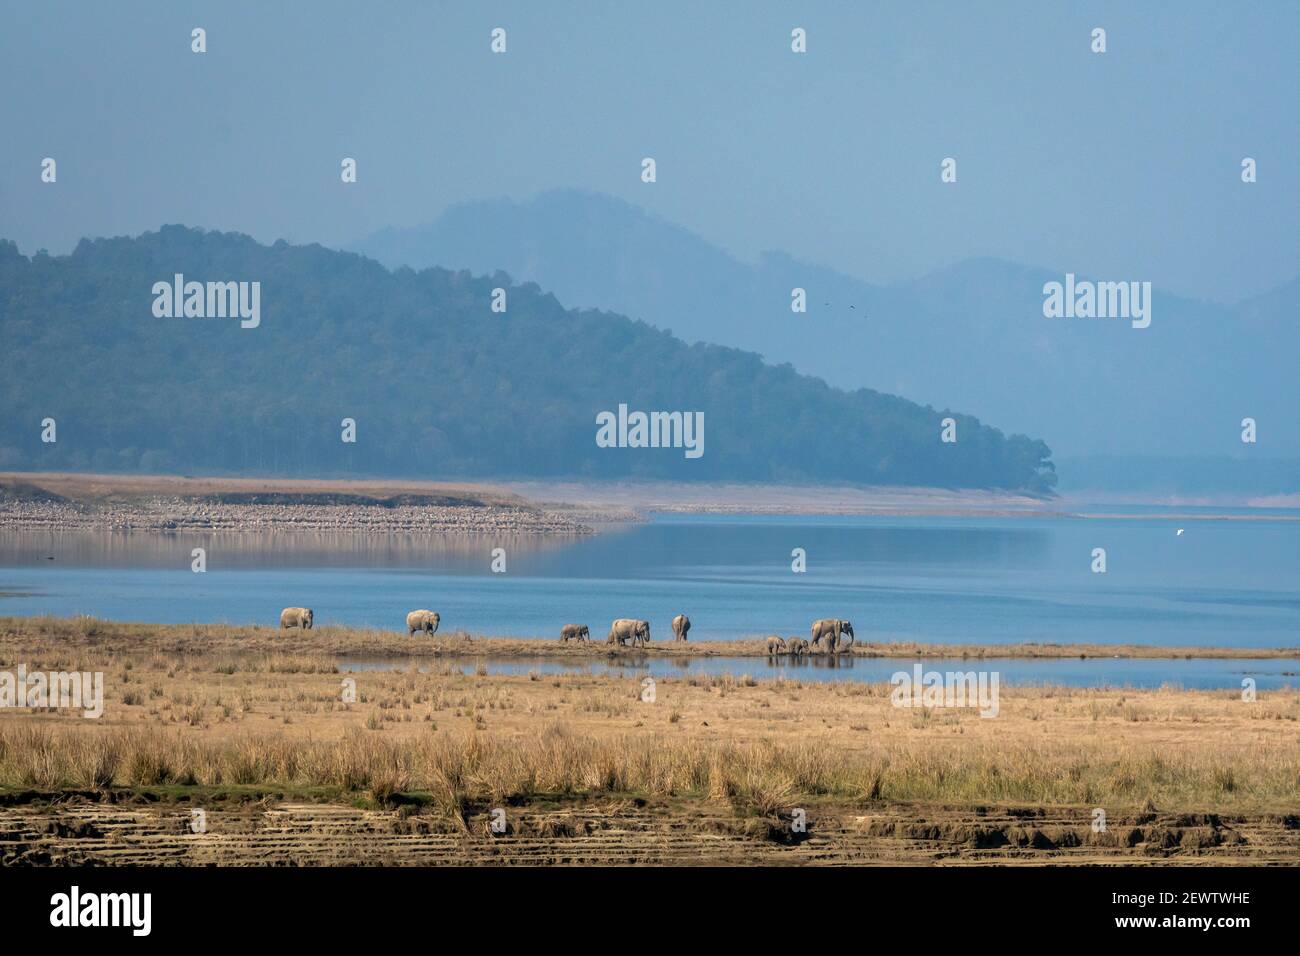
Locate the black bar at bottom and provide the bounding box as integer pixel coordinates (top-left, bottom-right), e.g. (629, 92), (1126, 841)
(0, 865), (1282, 941)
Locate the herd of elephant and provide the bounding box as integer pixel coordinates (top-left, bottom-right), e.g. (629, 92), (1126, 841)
(278, 606), (856, 653)
(770, 619), (856, 654)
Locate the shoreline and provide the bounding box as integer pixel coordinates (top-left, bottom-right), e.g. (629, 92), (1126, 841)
(4, 472), (1296, 529)
(5, 616), (1297, 660)
(502, 479), (1300, 520)
(0, 498), (598, 535)
(504, 479), (1060, 518)
(0, 472), (627, 536)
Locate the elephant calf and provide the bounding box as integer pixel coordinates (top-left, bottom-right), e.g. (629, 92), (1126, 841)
(608, 618), (650, 648)
(765, 636), (788, 655)
(406, 609), (440, 636)
(560, 623), (590, 643)
(280, 607), (313, 630)
(786, 638), (809, 656)
(671, 614), (691, 642)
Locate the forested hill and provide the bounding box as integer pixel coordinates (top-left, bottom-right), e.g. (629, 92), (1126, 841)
(356, 190), (1300, 462)
(0, 227), (1055, 491)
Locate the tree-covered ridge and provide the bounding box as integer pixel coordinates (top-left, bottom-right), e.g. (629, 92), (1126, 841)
(0, 227), (1055, 490)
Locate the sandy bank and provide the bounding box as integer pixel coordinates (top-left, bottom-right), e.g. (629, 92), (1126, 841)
(4, 617), (1296, 660)
(0, 472), (634, 535)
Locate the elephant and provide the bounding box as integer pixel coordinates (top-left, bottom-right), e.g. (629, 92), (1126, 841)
(406, 609), (441, 636)
(786, 638), (809, 656)
(765, 636), (788, 655)
(810, 619), (855, 654)
(671, 614), (691, 642)
(560, 623), (590, 643)
(608, 618), (650, 648)
(280, 607), (313, 630)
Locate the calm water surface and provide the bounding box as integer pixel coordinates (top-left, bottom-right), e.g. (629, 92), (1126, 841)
(2, 511), (1297, 687)
(342, 656), (1300, 691)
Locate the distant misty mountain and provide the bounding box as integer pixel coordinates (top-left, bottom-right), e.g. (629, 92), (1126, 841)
(0, 228), (1055, 491)
(353, 190), (1300, 465)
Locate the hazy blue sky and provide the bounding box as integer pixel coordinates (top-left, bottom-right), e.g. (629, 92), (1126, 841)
(1, 0), (1295, 303)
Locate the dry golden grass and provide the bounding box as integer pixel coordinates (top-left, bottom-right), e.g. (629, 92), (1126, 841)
(2, 706), (1297, 816)
(1, 617), (1297, 817)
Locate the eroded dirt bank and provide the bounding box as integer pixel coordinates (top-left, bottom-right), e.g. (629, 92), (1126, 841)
(3, 798), (1296, 866)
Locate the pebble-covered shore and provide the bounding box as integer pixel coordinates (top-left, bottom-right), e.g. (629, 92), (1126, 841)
(0, 496), (596, 535)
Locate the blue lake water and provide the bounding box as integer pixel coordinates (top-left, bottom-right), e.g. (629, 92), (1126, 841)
(341, 657), (1300, 691)
(2, 512), (1297, 675)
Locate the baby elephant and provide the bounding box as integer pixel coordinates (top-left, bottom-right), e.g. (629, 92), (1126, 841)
(671, 614), (691, 642)
(786, 638), (809, 656)
(280, 607), (313, 630)
(765, 635), (788, 655)
(560, 624), (590, 643)
(406, 609), (441, 636)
